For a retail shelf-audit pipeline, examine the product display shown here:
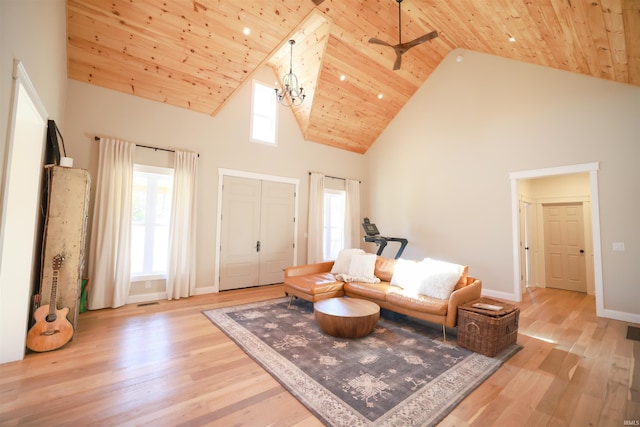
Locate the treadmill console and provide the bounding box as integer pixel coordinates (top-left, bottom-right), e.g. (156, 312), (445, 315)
(362, 217), (380, 236)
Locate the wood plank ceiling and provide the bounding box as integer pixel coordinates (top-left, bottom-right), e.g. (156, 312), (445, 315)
(67, 0), (640, 154)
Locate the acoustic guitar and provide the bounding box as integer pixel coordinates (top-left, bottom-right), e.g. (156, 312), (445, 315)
(26, 254), (74, 352)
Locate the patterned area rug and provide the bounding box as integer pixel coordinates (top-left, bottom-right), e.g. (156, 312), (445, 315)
(203, 298), (520, 426)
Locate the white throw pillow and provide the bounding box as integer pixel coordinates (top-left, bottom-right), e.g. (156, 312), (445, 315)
(417, 258), (465, 300)
(348, 253), (377, 280)
(390, 259), (423, 294)
(330, 248), (365, 274)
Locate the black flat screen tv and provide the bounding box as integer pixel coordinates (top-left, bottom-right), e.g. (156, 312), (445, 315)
(45, 119), (66, 166)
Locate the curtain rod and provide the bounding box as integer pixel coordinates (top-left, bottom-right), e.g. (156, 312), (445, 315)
(94, 136), (199, 157)
(309, 171), (361, 183)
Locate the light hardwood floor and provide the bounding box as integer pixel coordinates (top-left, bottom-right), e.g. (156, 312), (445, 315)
(1, 285), (638, 426)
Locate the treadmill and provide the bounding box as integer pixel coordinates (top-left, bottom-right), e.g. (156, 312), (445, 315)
(362, 217), (408, 259)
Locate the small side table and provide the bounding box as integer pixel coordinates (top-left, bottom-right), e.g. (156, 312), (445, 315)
(457, 297), (519, 357)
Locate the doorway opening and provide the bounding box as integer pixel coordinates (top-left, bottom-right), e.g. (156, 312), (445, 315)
(510, 163), (604, 317)
(518, 177), (592, 294)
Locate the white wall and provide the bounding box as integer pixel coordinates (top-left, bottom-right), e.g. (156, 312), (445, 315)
(0, 0), (68, 363)
(365, 49), (640, 320)
(62, 66), (366, 297)
(0, 0), (68, 171)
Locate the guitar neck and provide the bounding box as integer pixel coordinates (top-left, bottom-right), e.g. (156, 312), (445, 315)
(49, 270), (58, 316)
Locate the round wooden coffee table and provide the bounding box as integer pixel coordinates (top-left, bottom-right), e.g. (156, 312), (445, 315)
(314, 297), (380, 338)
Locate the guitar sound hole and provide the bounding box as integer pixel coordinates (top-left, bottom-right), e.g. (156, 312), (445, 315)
(45, 314), (58, 322)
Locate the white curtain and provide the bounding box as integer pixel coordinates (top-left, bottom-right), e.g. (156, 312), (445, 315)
(88, 138), (135, 309)
(307, 172), (325, 263)
(166, 150), (198, 300)
(344, 178), (361, 249)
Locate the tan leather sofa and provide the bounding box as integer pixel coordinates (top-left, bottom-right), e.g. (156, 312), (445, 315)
(284, 256), (482, 339)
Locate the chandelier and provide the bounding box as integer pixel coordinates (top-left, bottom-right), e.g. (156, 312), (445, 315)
(275, 40), (306, 107)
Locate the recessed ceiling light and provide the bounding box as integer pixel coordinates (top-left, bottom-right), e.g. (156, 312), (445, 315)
(340, 74), (346, 81)
(243, 27), (251, 36)
(377, 93), (383, 100)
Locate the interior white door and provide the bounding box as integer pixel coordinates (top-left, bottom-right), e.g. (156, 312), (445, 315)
(519, 200), (532, 291)
(543, 203), (587, 292)
(219, 176), (261, 290)
(259, 180), (295, 285)
(219, 176), (295, 290)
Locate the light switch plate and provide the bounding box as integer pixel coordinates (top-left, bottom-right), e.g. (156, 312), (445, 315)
(612, 242), (625, 251)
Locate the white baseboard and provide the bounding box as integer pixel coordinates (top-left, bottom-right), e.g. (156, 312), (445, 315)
(600, 308), (640, 325)
(126, 292), (167, 305)
(125, 287), (219, 304)
(192, 286), (218, 295)
(481, 289), (520, 303)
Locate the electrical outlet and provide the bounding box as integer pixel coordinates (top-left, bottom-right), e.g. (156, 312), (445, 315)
(612, 242), (625, 251)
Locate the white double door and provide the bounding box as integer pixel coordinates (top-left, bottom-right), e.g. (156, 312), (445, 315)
(219, 176), (295, 290)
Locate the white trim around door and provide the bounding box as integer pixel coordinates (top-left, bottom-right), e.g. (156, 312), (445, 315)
(0, 61), (49, 363)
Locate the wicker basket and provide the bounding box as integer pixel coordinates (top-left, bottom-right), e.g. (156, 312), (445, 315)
(457, 298), (519, 357)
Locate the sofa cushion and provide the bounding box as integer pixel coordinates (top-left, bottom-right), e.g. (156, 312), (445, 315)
(454, 271), (470, 291)
(455, 265), (469, 288)
(330, 248), (365, 274)
(344, 281), (394, 301)
(285, 273), (344, 295)
(374, 256), (396, 282)
(386, 288), (448, 315)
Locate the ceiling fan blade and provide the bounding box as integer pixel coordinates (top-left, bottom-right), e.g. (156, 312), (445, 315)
(399, 30), (439, 50)
(368, 37), (393, 47)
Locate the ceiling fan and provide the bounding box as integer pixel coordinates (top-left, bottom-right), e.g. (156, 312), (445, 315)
(368, 0), (438, 70)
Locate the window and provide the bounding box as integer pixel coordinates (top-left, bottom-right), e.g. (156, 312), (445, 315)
(323, 189), (346, 261)
(250, 80), (278, 145)
(131, 164), (174, 279)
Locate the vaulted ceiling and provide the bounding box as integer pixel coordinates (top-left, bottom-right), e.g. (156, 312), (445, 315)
(66, 0), (640, 154)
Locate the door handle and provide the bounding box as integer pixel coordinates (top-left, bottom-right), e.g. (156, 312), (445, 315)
(256, 240), (261, 252)
(579, 249), (585, 254)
